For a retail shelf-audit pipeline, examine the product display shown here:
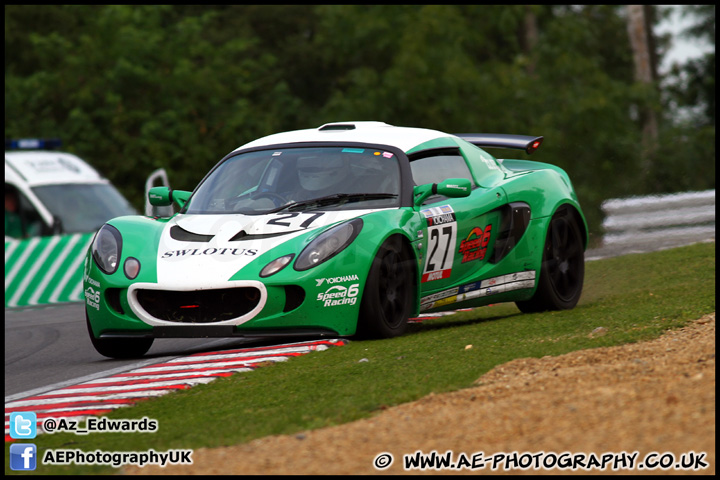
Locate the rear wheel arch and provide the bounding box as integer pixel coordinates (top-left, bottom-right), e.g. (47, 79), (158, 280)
(537, 202), (587, 249)
(516, 203), (585, 313)
(564, 203), (588, 249)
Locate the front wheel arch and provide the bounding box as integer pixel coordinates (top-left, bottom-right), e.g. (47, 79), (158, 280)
(355, 234), (417, 339)
(86, 310), (154, 359)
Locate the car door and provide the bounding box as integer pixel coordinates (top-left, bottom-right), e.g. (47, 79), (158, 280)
(410, 150), (508, 296)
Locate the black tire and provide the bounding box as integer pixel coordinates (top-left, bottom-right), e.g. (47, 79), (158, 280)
(516, 208), (584, 313)
(356, 237), (415, 338)
(86, 310), (154, 359)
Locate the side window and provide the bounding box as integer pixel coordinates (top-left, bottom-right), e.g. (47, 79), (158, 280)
(5, 184), (47, 239)
(409, 150), (475, 204)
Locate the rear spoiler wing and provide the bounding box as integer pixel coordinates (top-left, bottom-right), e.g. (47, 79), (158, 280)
(454, 134), (543, 155)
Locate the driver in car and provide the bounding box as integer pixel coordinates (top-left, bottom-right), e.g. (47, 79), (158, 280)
(293, 155), (351, 202)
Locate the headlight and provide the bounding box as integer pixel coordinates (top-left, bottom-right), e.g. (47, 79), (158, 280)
(294, 219), (363, 271)
(92, 224), (122, 275)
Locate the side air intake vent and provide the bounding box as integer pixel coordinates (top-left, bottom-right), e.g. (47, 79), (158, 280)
(489, 202), (531, 264)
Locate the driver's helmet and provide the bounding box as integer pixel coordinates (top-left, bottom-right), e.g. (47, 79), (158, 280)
(297, 155), (349, 191)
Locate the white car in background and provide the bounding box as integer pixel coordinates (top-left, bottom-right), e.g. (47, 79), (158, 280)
(5, 138), (137, 240)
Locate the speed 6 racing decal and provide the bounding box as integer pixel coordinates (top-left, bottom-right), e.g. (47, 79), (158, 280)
(316, 283), (360, 307)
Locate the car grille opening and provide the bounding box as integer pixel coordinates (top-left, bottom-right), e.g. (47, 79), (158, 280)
(136, 287), (261, 324)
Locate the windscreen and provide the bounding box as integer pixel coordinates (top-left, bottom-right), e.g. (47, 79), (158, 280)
(32, 183), (137, 233)
(186, 146), (401, 214)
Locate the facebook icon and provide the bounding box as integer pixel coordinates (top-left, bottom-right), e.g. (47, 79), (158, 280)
(10, 443), (37, 471)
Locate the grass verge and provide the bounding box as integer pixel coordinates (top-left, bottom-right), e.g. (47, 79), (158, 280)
(6, 242), (715, 475)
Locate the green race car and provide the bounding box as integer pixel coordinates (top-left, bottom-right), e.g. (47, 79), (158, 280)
(84, 122), (587, 358)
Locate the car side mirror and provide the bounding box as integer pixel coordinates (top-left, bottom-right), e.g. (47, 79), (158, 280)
(148, 186), (191, 211)
(413, 178), (472, 206)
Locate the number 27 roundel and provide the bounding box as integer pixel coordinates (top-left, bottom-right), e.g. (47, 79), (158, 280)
(421, 205), (457, 283)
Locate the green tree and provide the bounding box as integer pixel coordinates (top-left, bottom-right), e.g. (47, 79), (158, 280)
(5, 5), (302, 205)
(651, 5), (715, 193)
(7, 5), (709, 241)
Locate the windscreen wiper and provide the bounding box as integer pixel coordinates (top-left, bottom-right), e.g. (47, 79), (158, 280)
(267, 193), (398, 213)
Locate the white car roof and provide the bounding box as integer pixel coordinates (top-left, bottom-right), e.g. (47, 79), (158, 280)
(5, 150), (107, 187)
(235, 121), (454, 153)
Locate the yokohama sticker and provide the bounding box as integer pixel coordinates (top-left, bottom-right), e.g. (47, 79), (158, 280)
(315, 274), (360, 287)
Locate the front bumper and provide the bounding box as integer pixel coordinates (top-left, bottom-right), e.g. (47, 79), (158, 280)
(85, 251), (367, 339)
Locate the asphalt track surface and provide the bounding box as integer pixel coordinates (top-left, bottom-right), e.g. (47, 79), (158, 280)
(4, 236), (714, 402)
(4, 303), (277, 399)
